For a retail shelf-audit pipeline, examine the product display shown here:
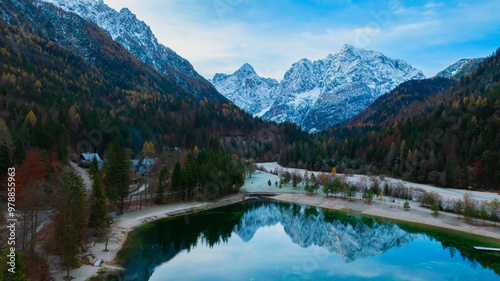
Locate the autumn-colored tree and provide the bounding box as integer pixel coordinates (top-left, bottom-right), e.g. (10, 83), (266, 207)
(24, 111), (37, 127)
(142, 141), (156, 158)
(331, 167), (336, 175)
(17, 149), (50, 253)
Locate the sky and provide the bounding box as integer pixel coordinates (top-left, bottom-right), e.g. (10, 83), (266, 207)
(104, 0), (500, 80)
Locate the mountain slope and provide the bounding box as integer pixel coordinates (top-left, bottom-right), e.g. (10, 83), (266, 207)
(0, 1), (292, 160)
(345, 77), (457, 130)
(436, 58), (485, 79)
(213, 45), (424, 132)
(211, 63), (278, 116)
(38, 0), (220, 99)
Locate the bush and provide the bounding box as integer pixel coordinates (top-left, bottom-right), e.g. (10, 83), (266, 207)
(404, 201), (410, 211)
(431, 202), (440, 215)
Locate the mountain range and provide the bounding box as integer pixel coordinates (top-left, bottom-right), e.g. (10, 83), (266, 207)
(16, 0), (484, 135)
(212, 45), (425, 133)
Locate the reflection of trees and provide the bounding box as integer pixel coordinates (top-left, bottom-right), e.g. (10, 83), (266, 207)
(116, 203), (253, 280)
(397, 223), (500, 275)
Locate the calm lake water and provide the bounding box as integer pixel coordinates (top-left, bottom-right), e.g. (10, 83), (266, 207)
(116, 199), (500, 281)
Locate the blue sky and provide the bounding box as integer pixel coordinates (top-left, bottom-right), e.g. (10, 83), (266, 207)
(104, 0), (500, 80)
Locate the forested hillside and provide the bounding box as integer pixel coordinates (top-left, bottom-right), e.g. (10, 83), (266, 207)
(345, 77), (457, 131)
(0, 6), (307, 175)
(281, 49), (500, 190)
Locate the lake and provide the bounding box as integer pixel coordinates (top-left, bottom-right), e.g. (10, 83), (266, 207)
(115, 199), (500, 280)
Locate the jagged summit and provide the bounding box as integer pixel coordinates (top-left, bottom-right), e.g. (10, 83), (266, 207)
(235, 63), (257, 76)
(211, 63), (278, 117)
(212, 45), (424, 132)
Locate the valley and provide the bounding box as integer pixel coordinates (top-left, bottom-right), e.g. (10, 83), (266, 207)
(0, 0), (499, 280)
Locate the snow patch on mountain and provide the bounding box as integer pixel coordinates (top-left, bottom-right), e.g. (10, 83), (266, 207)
(435, 59), (471, 78)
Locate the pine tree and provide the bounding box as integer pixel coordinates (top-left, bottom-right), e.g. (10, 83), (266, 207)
(404, 201), (410, 211)
(156, 166), (169, 204)
(55, 171), (86, 279)
(89, 156), (99, 178)
(103, 140), (131, 214)
(171, 161), (184, 200)
(88, 173), (107, 236)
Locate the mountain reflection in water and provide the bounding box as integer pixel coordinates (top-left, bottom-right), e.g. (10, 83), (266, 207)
(116, 200), (500, 281)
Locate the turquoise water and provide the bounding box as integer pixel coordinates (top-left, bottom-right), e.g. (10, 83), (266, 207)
(117, 200), (500, 280)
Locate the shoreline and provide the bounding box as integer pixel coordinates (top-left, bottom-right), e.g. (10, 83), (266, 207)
(50, 194), (252, 281)
(58, 192), (500, 280)
(270, 193), (500, 241)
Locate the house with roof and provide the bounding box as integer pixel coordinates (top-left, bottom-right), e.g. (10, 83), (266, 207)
(139, 158), (158, 176)
(79, 153), (103, 168)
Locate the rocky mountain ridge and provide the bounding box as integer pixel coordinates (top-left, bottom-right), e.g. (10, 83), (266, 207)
(212, 45), (425, 132)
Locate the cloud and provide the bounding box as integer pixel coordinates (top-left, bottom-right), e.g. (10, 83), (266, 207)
(393, 20), (441, 32)
(102, 0), (500, 80)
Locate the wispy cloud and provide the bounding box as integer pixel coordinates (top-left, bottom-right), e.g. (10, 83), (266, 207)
(104, 0), (500, 79)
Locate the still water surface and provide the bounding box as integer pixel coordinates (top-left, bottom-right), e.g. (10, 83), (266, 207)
(117, 199), (500, 280)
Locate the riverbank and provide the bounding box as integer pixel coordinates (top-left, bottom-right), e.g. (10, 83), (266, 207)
(271, 192), (500, 241)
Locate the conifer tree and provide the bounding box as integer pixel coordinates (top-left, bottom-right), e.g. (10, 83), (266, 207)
(55, 171), (86, 279)
(156, 166), (169, 204)
(88, 173), (108, 236)
(103, 139), (131, 214)
(171, 161), (184, 200)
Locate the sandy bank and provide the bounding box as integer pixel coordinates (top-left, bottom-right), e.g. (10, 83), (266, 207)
(50, 194), (247, 281)
(271, 193), (500, 241)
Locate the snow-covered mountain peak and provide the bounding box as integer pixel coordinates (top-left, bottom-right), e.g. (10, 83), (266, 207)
(235, 63), (257, 76)
(435, 59), (470, 78)
(339, 43), (358, 56)
(212, 45), (424, 132)
(211, 63), (278, 116)
(119, 7), (132, 14)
